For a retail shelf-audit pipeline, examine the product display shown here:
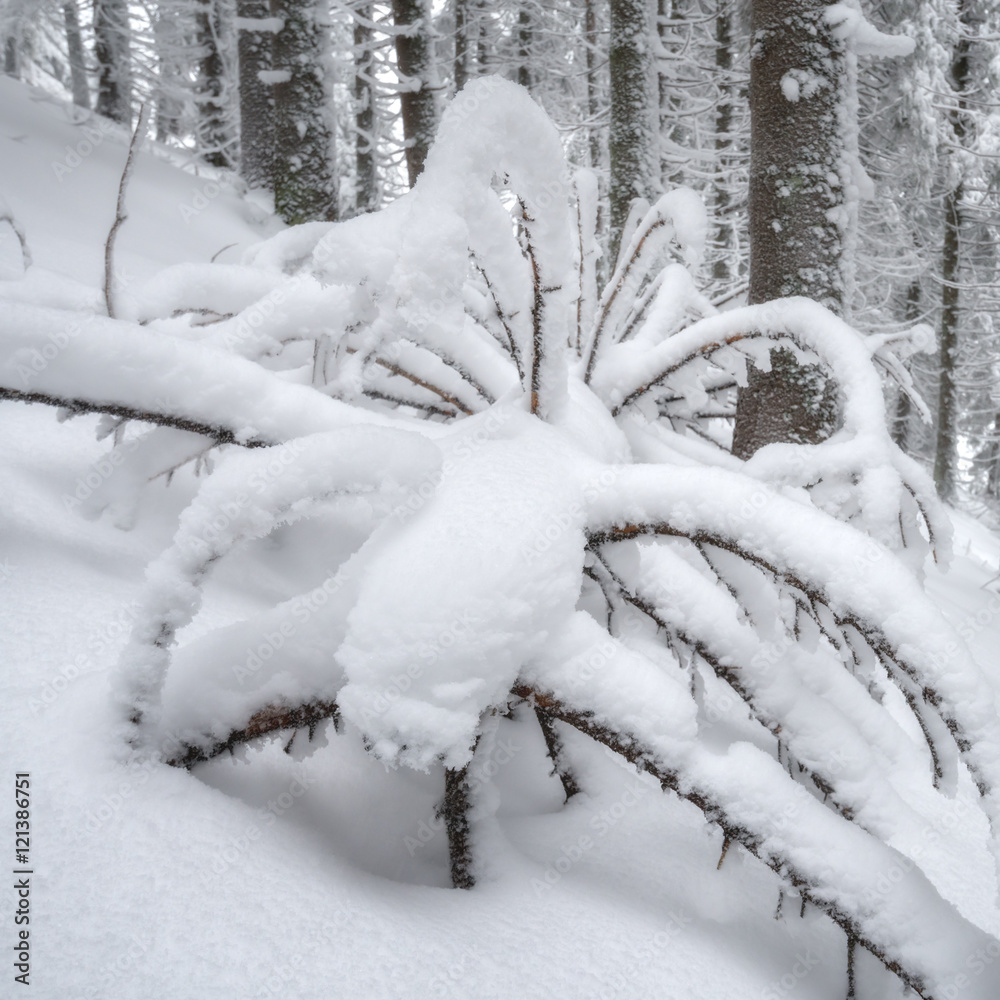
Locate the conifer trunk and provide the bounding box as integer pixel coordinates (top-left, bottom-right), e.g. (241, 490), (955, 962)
(64, 1), (90, 109)
(392, 0), (438, 188)
(271, 0), (338, 223)
(609, 0), (657, 263)
(93, 0), (132, 125)
(237, 0), (276, 189)
(732, 0), (845, 459)
(353, 1), (377, 213)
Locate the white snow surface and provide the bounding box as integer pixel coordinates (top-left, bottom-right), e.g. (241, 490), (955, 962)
(2, 77), (1000, 1000)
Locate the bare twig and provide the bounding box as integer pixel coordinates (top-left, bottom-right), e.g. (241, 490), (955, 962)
(533, 706), (582, 802)
(0, 200), (31, 270)
(165, 699), (340, 768)
(470, 253), (524, 382)
(511, 682), (931, 999)
(444, 760), (476, 889)
(0, 386), (271, 447)
(104, 103), (150, 318)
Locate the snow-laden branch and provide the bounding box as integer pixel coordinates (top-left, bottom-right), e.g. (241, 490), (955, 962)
(0, 302), (387, 445)
(117, 426), (441, 754)
(591, 296), (949, 558)
(585, 464), (1000, 855)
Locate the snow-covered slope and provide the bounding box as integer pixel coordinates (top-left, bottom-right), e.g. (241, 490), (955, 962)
(2, 79), (999, 999)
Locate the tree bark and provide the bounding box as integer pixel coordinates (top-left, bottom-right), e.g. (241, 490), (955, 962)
(892, 280), (922, 452)
(271, 0), (338, 223)
(517, 2), (533, 92)
(93, 0), (132, 125)
(237, 0), (276, 189)
(453, 0), (469, 92)
(353, 1), (377, 213)
(609, 0), (658, 264)
(196, 0), (231, 167)
(712, 1), (733, 283)
(732, 0), (845, 459)
(64, 1), (90, 109)
(934, 3), (973, 501)
(392, 0), (439, 188)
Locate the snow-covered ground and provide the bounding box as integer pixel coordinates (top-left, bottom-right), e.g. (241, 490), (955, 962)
(2, 78), (999, 999)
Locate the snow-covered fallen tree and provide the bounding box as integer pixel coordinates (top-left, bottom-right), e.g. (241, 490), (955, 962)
(2, 77), (998, 998)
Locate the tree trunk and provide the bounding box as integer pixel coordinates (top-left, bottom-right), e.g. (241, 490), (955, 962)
(271, 0), (338, 223)
(237, 0), (276, 189)
(453, 0), (468, 92)
(392, 0), (438, 188)
(712, 1), (733, 283)
(196, 0), (231, 167)
(934, 4), (972, 502)
(93, 0), (132, 125)
(892, 279), (922, 452)
(584, 0), (600, 171)
(609, 0), (657, 264)
(732, 0), (846, 459)
(517, 2), (533, 93)
(986, 411), (1000, 500)
(353, 1), (377, 213)
(64, 1), (90, 109)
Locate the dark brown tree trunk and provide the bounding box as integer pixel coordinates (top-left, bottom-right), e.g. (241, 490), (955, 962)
(732, 0), (846, 459)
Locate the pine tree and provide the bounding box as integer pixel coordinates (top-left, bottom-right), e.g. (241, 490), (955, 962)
(237, 0), (276, 189)
(271, 0), (338, 223)
(391, 0), (439, 187)
(352, 0), (377, 212)
(608, 0), (658, 262)
(94, 0), (132, 124)
(732, 0), (848, 458)
(63, 0), (90, 109)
